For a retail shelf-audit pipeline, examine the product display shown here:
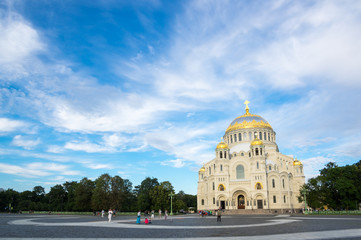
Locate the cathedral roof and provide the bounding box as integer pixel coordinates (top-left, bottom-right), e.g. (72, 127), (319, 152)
(226, 101), (273, 133)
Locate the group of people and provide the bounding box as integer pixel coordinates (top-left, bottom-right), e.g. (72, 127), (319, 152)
(101, 209), (116, 222)
(199, 209), (223, 222)
(136, 209), (169, 224)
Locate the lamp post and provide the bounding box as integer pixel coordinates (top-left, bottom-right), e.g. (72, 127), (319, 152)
(169, 193), (175, 215)
(301, 188), (308, 215)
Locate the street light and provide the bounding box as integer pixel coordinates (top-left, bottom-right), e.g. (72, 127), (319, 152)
(169, 193), (175, 216)
(301, 188), (308, 215)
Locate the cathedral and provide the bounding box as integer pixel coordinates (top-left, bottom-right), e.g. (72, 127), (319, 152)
(197, 101), (305, 212)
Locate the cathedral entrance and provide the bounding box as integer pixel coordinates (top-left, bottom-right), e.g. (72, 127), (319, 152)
(238, 195), (245, 209)
(220, 201), (225, 210)
(257, 200), (263, 209)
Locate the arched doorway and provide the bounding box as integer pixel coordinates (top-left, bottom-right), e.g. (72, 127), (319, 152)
(238, 195), (245, 209)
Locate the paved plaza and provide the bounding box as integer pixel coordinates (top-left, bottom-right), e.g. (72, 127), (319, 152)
(1, 213), (361, 239)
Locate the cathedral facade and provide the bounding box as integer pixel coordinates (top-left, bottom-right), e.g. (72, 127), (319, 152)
(197, 102), (305, 212)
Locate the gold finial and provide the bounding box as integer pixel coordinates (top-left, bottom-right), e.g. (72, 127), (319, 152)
(244, 100), (250, 115)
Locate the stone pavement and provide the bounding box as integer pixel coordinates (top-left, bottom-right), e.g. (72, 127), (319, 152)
(2, 213), (361, 239)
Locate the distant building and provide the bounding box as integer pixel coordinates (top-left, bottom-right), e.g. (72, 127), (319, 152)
(197, 101), (305, 212)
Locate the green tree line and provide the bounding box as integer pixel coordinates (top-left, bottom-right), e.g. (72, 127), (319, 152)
(299, 161), (361, 210)
(0, 174), (197, 213)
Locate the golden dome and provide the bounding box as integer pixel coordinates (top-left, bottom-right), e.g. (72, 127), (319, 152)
(199, 166), (205, 172)
(226, 101), (272, 133)
(293, 159), (302, 166)
(251, 137), (264, 146)
(216, 138), (229, 149)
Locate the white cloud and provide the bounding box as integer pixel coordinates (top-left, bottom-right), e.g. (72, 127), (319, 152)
(0, 162), (80, 178)
(0, 118), (26, 133)
(64, 141), (111, 153)
(0, 14), (44, 64)
(161, 159), (186, 168)
(86, 163), (113, 170)
(12, 135), (40, 150)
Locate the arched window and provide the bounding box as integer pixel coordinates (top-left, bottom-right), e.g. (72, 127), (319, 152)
(209, 167), (211, 175)
(259, 132), (262, 140)
(201, 199), (204, 205)
(224, 151), (227, 158)
(236, 165), (245, 179)
(255, 148), (259, 155)
(257, 162), (259, 169)
(218, 184), (225, 191)
(264, 132), (266, 140)
(239, 133), (242, 141)
(213, 197), (215, 204)
(282, 179), (285, 188)
(284, 195), (286, 203)
(234, 134), (237, 142)
(220, 164), (223, 172)
(212, 182), (215, 190)
(272, 179), (275, 188)
(273, 196), (276, 203)
(220, 151), (223, 158)
(260, 148), (263, 155)
(230, 135), (233, 143)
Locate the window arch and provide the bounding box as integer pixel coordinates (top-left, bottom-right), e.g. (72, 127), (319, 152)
(255, 148), (259, 155)
(236, 165), (245, 179)
(272, 179), (275, 188)
(220, 151), (223, 158)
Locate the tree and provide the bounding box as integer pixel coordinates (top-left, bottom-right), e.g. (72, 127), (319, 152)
(63, 181), (78, 211)
(149, 181), (174, 211)
(136, 177), (159, 211)
(48, 184), (67, 211)
(92, 174), (112, 210)
(300, 161), (361, 210)
(32, 186), (46, 210)
(74, 178), (95, 211)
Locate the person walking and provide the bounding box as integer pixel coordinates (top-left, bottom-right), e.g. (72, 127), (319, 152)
(165, 209), (168, 220)
(151, 210), (155, 220)
(216, 209), (222, 222)
(108, 209), (113, 222)
(158, 209), (162, 219)
(101, 209), (105, 218)
(136, 210), (141, 224)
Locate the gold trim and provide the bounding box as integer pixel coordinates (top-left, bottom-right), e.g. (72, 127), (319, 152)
(255, 182), (263, 189)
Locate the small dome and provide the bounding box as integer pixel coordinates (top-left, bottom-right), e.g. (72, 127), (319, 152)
(199, 166), (205, 172)
(251, 137), (264, 146)
(216, 138), (229, 149)
(293, 159), (302, 166)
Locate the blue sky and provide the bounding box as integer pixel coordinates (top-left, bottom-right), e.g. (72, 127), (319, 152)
(1, 0), (361, 195)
